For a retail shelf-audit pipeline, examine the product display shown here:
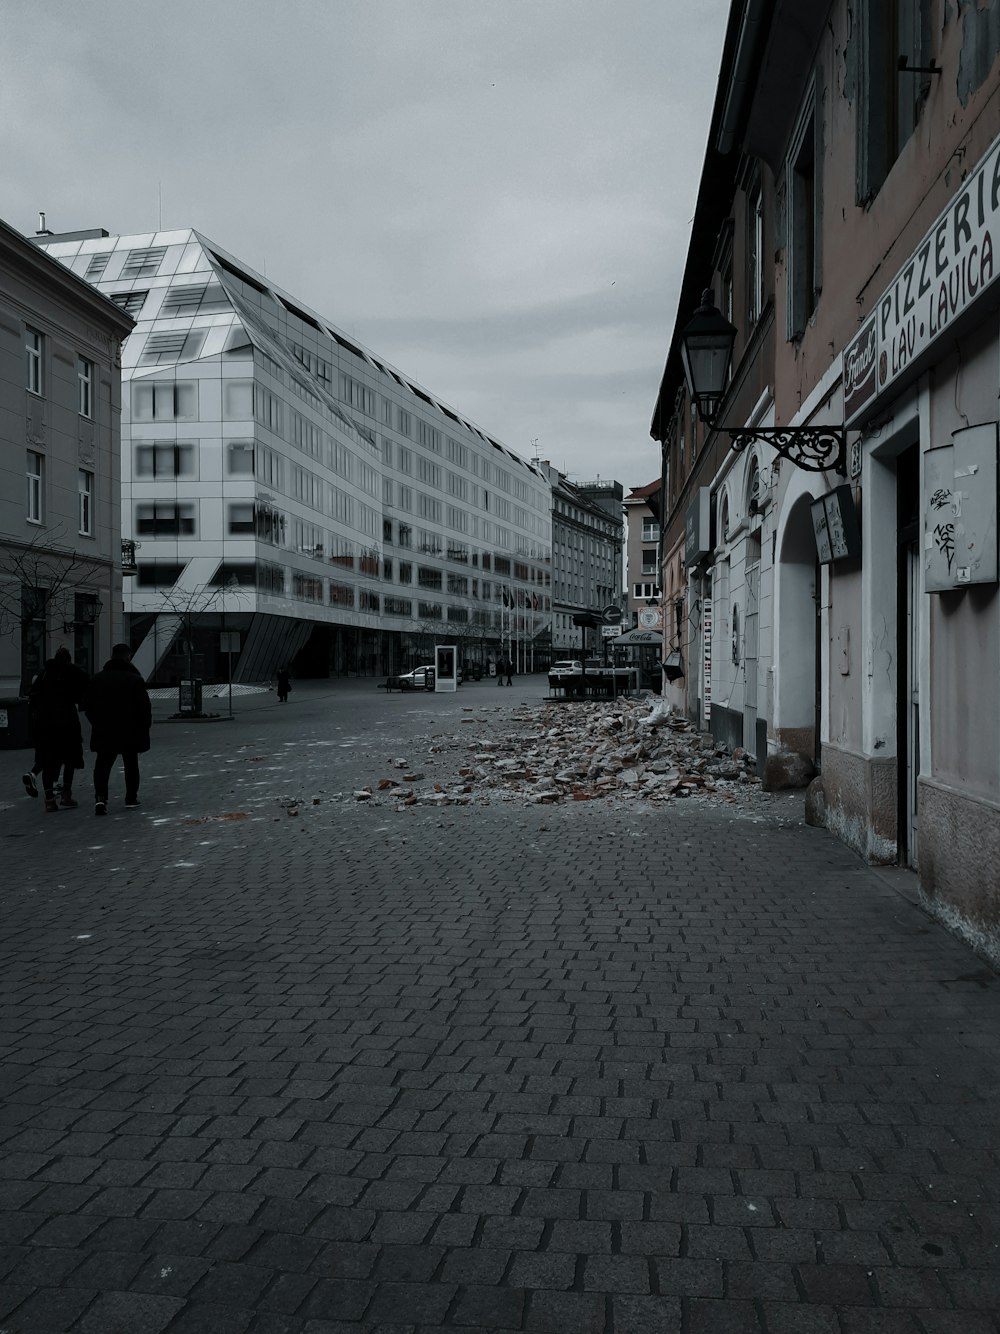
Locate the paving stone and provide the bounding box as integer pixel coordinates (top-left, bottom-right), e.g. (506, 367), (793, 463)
(74, 1289), (184, 1333)
(524, 1289), (605, 1333)
(2, 689), (1000, 1330)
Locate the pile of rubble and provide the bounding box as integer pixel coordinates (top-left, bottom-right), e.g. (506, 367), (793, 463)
(354, 696), (760, 809)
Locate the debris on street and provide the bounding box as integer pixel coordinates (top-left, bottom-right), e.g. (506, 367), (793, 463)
(361, 696), (763, 811)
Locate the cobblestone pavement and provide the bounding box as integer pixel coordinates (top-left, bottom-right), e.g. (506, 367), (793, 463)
(1, 678), (999, 1334)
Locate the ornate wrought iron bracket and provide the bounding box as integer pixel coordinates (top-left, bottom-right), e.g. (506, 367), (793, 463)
(726, 426), (846, 475)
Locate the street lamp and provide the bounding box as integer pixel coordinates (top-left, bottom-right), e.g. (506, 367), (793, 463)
(679, 288), (846, 475)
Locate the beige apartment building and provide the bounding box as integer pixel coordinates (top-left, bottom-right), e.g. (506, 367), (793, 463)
(651, 1), (1000, 962)
(0, 218), (133, 706)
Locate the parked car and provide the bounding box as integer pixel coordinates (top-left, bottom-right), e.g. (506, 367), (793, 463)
(397, 665), (435, 689)
(548, 660), (583, 679)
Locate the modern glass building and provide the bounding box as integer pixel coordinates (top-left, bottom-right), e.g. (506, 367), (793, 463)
(35, 228), (553, 682)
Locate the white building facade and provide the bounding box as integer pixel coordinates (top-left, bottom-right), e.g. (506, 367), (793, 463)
(35, 227), (553, 682)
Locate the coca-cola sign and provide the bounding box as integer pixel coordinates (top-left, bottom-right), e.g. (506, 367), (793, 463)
(844, 315), (877, 423)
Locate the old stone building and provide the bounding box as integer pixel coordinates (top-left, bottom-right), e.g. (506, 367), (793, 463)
(651, 1), (1000, 961)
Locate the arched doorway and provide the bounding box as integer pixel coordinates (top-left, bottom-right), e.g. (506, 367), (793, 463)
(775, 492), (821, 768)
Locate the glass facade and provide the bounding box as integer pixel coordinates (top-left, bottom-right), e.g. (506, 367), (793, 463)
(38, 229), (553, 679)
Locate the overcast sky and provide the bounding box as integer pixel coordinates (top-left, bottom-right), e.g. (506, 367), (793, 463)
(3, 0), (728, 489)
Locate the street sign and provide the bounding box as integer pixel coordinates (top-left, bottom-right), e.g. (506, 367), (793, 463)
(638, 607), (662, 630)
(602, 604), (623, 625)
(219, 631), (241, 653)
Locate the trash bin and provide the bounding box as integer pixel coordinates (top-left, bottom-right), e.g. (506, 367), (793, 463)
(178, 678), (203, 714)
(0, 698), (31, 750)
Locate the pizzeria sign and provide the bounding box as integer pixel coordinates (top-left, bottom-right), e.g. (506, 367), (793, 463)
(845, 127), (1000, 423)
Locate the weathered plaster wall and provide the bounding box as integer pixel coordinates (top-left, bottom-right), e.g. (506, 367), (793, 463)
(821, 742), (898, 863)
(926, 330), (1000, 799)
(918, 775), (1000, 967)
(777, 1), (1000, 427)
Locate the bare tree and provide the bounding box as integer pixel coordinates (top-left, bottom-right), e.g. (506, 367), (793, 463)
(137, 577), (249, 696)
(0, 530), (111, 693)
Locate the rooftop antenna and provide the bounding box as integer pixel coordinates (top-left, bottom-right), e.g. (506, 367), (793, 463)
(36, 211), (52, 236)
(530, 438), (541, 466)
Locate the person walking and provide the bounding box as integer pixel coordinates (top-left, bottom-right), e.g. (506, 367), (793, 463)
(505, 654), (515, 687)
(496, 654), (506, 687)
(28, 646), (88, 812)
(276, 666), (291, 703)
(85, 643), (152, 816)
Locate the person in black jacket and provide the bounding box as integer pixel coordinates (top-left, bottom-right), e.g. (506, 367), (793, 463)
(29, 646), (88, 813)
(85, 643), (152, 816)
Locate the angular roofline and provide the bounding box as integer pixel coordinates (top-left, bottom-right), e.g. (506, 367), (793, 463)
(6, 216), (135, 335)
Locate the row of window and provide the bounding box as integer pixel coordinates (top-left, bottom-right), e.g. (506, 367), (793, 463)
(25, 452), (94, 534)
(25, 328), (94, 417)
(133, 554), (544, 622)
(78, 243), (545, 511)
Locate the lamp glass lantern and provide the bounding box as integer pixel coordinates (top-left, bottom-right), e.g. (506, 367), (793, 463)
(679, 288), (737, 426)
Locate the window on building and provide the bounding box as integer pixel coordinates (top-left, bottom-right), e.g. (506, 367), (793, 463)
(398, 562), (412, 585)
(137, 561), (186, 587)
(641, 549), (658, 576)
(109, 289), (148, 317)
(634, 582), (657, 600)
(78, 470), (94, 536)
(223, 381), (253, 419)
(77, 358), (94, 417)
(417, 420), (442, 452)
(209, 562), (255, 587)
(121, 246), (167, 278)
(160, 282), (229, 316)
(135, 443), (196, 478)
(26, 451), (44, 524)
(857, 0), (932, 202)
(226, 441), (255, 475)
(139, 330), (205, 365)
(228, 503), (256, 534)
(135, 502), (197, 536)
(330, 581), (355, 609)
(747, 174), (764, 328)
(256, 561), (286, 595)
(25, 328), (43, 394)
(85, 253), (112, 279)
(788, 95), (820, 339)
(641, 519), (659, 542)
(132, 381), (197, 420)
(338, 372), (375, 417)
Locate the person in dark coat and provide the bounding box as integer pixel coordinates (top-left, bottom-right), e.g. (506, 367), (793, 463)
(85, 642), (152, 815)
(505, 655), (515, 687)
(276, 667), (291, 703)
(28, 646), (88, 812)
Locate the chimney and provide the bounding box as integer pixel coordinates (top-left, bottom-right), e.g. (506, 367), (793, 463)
(36, 212), (53, 237)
